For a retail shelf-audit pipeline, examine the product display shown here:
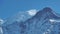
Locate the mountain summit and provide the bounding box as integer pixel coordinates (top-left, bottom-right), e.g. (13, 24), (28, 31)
(35, 7), (60, 19)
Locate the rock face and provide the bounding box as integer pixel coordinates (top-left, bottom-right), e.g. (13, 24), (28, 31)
(2, 7), (60, 34)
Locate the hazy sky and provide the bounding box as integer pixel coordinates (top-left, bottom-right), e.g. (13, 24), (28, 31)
(0, 0), (60, 19)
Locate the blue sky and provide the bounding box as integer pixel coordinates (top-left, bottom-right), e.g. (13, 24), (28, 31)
(0, 0), (60, 19)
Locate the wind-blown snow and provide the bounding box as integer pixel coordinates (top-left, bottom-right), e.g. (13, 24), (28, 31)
(27, 9), (37, 16)
(0, 19), (4, 24)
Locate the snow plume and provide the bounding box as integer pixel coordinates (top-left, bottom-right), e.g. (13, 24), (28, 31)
(27, 9), (38, 16)
(0, 19), (4, 24)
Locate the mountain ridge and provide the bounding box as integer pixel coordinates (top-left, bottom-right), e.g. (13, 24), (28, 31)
(2, 7), (60, 34)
